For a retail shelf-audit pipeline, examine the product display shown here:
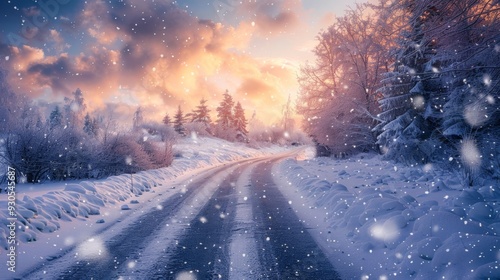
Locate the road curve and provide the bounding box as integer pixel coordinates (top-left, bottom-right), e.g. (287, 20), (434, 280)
(21, 150), (341, 280)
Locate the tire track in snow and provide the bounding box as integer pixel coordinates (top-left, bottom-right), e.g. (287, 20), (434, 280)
(144, 159), (270, 279)
(249, 160), (341, 279)
(227, 161), (264, 279)
(22, 161), (250, 280)
(113, 159), (272, 279)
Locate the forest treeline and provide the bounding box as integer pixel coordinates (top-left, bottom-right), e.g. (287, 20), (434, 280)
(0, 73), (306, 183)
(298, 0), (500, 186)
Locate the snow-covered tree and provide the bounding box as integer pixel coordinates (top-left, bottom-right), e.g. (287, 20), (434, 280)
(162, 113), (171, 126)
(49, 106), (62, 129)
(375, 1), (446, 165)
(216, 90), (234, 129)
(374, 0), (500, 186)
(173, 105), (186, 136)
(436, 0), (500, 185)
(192, 98), (212, 126)
(83, 112), (99, 137)
(297, 4), (391, 155)
(233, 102), (248, 137)
(64, 88), (87, 128)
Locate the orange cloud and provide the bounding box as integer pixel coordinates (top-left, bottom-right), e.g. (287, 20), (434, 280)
(1, 1), (299, 125)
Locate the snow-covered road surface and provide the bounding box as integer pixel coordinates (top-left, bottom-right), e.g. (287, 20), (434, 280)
(20, 149), (340, 279)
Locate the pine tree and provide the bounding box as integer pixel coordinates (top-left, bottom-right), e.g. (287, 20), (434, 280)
(185, 112), (195, 122)
(64, 88), (87, 128)
(173, 105), (186, 136)
(83, 113), (98, 136)
(216, 90), (234, 129)
(192, 98), (212, 126)
(233, 102), (248, 135)
(49, 105), (62, 129)
(375, 1), (444, 164)
(162, 113), (171, 126)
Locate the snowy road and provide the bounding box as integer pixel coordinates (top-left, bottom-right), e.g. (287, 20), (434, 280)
(21, 151), (340, 280)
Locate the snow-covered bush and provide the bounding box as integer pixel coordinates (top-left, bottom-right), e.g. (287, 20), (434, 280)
(140, 138), (173, 168)
(212, 122), (238, 142)
(140, 121), (178, 142)
(184, 122), (212, 137)
(1, 102), (176, 182)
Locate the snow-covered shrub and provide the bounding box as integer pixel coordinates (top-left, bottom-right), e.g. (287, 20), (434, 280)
(140, 139), (173, 168)
(95, 134), (153, 176)
(212, 123), (238, 142)
(184, 122), (212, 137)
(3, 123), (53, 183)
(140, 121), (178, 142)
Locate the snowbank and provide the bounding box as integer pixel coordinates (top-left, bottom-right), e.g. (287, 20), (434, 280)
(0, 137), (285, 254)
(278, 151), (500, 279)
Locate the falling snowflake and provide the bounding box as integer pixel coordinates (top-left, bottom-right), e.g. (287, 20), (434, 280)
(464, 103), (488, 127)
(127, 261), (136, 269)
(486, 95), (495, 104)
(412, 95), (425, 110)
(423, 163), (433, 172)
(125, 156), (133, 165)
(483, 74), (492, 87)
(460, 139), (481, 169)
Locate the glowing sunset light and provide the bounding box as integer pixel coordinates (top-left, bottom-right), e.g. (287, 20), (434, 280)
(0, 0), (358, 126)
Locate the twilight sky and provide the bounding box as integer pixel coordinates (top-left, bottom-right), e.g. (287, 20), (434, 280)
(0, 0), (359, 125)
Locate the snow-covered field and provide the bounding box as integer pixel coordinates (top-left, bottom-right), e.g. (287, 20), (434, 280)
(0, 137), (285, 276)
(277, 147), (500, 279)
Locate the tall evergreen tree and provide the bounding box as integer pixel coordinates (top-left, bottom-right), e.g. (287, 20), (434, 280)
(233, 102), (248, 135)
(216, 90), (234, 129)
(49, 105), (62, 129)
(375, 1), (445, 164)
(192, 98), (212, 126)
(173, 105), (186, 135)
(83, 112), (99, 136)
(162, 113), (171, 126)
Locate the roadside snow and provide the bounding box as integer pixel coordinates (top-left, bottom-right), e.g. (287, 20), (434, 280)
(0, 137), (285, 275)
(276, 147), (500, 279)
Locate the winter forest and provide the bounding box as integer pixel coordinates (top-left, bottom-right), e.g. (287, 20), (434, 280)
(0, 81), (286, 183)
(1, 0), (500, 279)
(298, 0), (500, 187)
